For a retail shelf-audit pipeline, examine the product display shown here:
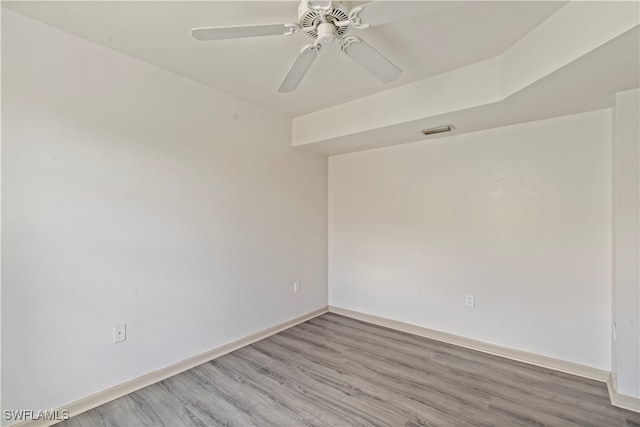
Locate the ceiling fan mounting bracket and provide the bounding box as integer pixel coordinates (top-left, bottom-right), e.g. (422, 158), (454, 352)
(305, 43), (322, 52)
(348, 7), (370, 30)
(283, 23), (302, 36)
(340, 35), (359, 52)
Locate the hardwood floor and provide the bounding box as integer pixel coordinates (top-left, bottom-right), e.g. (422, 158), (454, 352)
(60, 313), (640, 426)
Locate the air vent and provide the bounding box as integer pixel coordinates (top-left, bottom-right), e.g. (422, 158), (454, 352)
(421, 125), (454, 136)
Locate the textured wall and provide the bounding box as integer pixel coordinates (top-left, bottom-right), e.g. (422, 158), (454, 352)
(329, 110), (612, 369)
(2, 10), (327, 417)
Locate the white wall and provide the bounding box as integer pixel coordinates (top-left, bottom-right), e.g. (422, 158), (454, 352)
(612, 88), (640, 398)
(329, 110), (612, 370)
(1, 9), (327, 418)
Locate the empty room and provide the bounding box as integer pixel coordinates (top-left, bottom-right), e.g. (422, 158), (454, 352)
(2, 0), (639, 426)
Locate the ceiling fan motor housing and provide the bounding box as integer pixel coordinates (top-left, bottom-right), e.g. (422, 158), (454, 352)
(298, 1), (351, 38)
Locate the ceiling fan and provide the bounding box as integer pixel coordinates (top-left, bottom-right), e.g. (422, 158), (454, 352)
(191, 1), (431, 93)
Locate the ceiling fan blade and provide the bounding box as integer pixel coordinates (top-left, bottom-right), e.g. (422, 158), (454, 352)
(341, 36), (402, 83)
(350, 1), (462, 27)
(191, 23), (293, 41)
(278, 44), (321, 93)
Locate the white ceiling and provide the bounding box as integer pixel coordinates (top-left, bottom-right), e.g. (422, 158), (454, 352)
(2, 1), (567, 117)
(300, 25), (640, 154)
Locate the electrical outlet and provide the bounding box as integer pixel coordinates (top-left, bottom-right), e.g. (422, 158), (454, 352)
(114, 324), (126, 343)
(413, 287), (422, 298)
(293, 281), (300, 293)
(465, 295), (475, 308)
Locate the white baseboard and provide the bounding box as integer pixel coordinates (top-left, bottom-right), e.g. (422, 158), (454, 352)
(11, 304), (638, 427)
(329, 306), (640, 414)
(608, 372), (640, 412)
(10, 306), (329, 427)
(329, 305), (609, 381)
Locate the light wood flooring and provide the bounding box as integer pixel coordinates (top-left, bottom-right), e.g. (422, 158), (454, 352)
(59, 313), (640, 426)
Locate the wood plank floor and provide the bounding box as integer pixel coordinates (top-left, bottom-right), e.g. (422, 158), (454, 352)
(59, 313), (640, 426)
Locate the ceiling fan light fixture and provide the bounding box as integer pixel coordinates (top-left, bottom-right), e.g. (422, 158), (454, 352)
(421, 125), (454, 136)
(316, 22), (336, 44)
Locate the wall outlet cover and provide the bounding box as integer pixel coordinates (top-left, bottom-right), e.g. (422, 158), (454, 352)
(114, 324), (126, 343)
(465, 295), (475, 308)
